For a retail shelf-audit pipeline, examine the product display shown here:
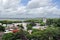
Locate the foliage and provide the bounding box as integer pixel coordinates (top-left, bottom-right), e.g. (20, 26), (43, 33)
(30, 22), (36, 26)
(0, 20), (22, 24)
(0, 25), (5, 31)
(17, 24), (24, 29)
(2, 33), (14, 40)
(2, 27), (60, 40)
(27, 24), (32, 30)
(40, 22), (45, 26)
(2, 18), (60, 40)
(24, 19), (43, 23)
(2, 31), (28, 40)
(46, 18), (60, 27)
(26, 27), (60, 40)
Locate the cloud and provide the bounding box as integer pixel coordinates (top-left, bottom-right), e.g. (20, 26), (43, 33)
(26, 0), (60, 17)
(0, 0), (23, 18)
(27, 0), (53, 8)
(0, 0), (60, 18)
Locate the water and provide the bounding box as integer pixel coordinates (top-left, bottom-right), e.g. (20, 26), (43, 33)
(0, 18), (29, 21)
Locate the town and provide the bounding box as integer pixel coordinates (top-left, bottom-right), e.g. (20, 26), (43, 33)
(0, 18), (60, 40)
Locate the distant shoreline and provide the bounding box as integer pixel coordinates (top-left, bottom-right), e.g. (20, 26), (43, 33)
(0, 18), (60, 21)
(0, 18), (27, 21)
(0, 18), (35, 21)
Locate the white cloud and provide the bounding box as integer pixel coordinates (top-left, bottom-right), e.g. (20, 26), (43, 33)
(0, 0), (60, 18)
(0, 0), (23, 18)
(26, 0), (60, 17)
(27, 0), (53, 9)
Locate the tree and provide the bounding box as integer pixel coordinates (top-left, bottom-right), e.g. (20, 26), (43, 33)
(2, 33), (14, 40)
(17, 24), (28, 40)
(27, 24), (32, 30)
(46, 18), (60, 27)
(40, 22), (45, 26)
(1, 20), (12, 27)
(2, 23), (28, 40)
(17, 24), (24, 29)
(29, 21), (36, 26)
(26, 27), (60, 40)
(46, 19), (53, 26)
(0, 25), (5, 31)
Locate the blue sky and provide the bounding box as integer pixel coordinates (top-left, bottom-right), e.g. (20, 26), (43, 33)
(21, 0), (60, 8)
(0, 0), (60, 18)
(21, 0), (60, 5)
(21, 0), (60, 6)
(52, 0), (60, 8)
(21, 0), (30, 5)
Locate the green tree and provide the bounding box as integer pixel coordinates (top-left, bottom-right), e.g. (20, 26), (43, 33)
(46, 18), (60, 27)
(26, 27), (60, 40)
(40, 22), (45, 26)
(27, 24), (32, 30)
(0, 25), (5, 31)
(1, 20), (12, 27)
(2, 33), (14, 40)
(46, 19), (53, 26)
(17, 24), (28, 40)
(17, 24), (24, 29)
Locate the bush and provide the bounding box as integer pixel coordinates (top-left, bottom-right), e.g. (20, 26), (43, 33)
(2, 30), (28, 40)
(29, 22), (36, 26)
(0, 25), (5, 31)
(26, 27), (60, 40)
(27, 24), (32, 30)
(2, 33), (14, 40)
(46, 18), (60, 27)
(40, 22), (45, 26)
(2, 33), (21, 40)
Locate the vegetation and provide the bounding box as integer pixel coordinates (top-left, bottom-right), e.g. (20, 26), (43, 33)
(17, 24), (24, 29)
(2, 33), (14, 40)
(2, 24), (28, 40)
(27, 24), (32, 30)
(26, 27), (60, 40)
(0, 25), (5, 31)
(0, 20), (22, 24)
(0, 20), (22, 27)
(2, 18), (60, 40)
(46, 18), (60, 27)
(40, 22), (45, 26)
(2, 27), (60, 40)
(24, 19), (43, 23)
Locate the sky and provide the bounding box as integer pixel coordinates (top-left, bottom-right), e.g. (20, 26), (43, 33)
(0, 0), (60, 18)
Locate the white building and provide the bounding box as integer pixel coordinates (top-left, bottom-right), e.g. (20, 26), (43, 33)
(43, 17), (47, 23)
